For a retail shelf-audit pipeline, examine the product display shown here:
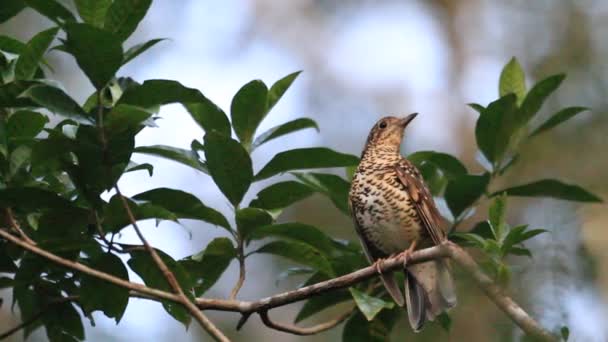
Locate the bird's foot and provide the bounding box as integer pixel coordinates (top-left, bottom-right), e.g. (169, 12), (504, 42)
(373, 258), (387, 275)
(399, 241), (418, 268)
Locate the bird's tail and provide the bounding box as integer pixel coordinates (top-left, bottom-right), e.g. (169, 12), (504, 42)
(404, 260), (457, 332)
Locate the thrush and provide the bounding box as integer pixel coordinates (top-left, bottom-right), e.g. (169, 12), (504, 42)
(348, 114), (456, 332)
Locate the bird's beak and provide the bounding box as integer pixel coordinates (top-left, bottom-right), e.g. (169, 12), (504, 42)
(398, 113), (418, 129)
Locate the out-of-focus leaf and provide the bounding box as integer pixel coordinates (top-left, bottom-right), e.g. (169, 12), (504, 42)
(350, 288), (394, 321)
(125, 162), (153, 176)
(128, 250), (192, 327)
(133, 187), (231, 230)
(0, 0), (25, 24)
(230, 79), (268, 147)
(267, 71), (301, 110)
(437, 312), (453, 332)
(80, 253), (129, 323)
(517, 74), (565, 125)
(252, 117), (318, 150)
(63, 23), (123, 89)
(292, 172), (351, 215)
(15, 27), (58, 80)
(0, 35), (25, 54)
(499, 57), (526, 104)
(529, 107), (589, 137)
(468, 103), (485, 113)
(123, 38), (166, 65)
(342, 308), (400, 342)
(9, 145), (30, 178)
(249, 181), (314, 211)
(0, 81), (40, 108)
(0, 187), (76, 210)
(74, 0), (111, 27)
(0, 243), (17, 273)
(21, 85), (90, 122)
(236, 207), (273, 241)
(254, 240), (334, 277)
(105, 0), (152, 41)
(179, 237), (236, 296)
(24, 0), (76, 24)
(475, 94), (517, 165)
(6, 110), (48, 140)
(489, 193), (507, 240)
(249, 223), (336, 255)
(408, 150), (467, 179)
(502, 226), (547, 255)
(204, 131), (253, 206)
(184, 100), (231, 136)
(493, 179), (602, 202)
(105, 104), (152, 133)
(445, 173), (490, 218)
(0, 277), (13, 289)
(103, 194), (178, 233)
(295, 289), (351, 323)
(134, 145), (207, 173)
(561, 326), (570, 341)
(42, 301), (85, 341)
(255, 148), (360, 181)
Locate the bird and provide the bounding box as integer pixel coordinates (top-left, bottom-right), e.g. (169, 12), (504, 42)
(348, 113), (456, 332)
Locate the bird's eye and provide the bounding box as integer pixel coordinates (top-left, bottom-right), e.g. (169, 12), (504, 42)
(378, 121), (388, 129)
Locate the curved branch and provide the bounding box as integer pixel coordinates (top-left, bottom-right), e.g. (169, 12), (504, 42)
(258, 309), (353, 335)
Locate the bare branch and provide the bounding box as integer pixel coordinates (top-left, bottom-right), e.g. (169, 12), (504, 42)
(114, 186), (230, 342)
(229, 236), (246, 300)
(4, 208), (35, 245)
(258, 309), (353, 336)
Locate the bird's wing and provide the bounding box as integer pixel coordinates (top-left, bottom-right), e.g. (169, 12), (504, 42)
(394, 159), (446, 245)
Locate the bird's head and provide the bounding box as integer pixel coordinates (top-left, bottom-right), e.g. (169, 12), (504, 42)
(362, 113), (418, 155)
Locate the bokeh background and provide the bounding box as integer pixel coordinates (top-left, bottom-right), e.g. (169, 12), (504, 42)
(1, 0), (607, 341)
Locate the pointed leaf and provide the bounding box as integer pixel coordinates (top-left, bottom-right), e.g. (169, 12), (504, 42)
(21, 85), (90, 122)
(123, 38), (166, 65)
(24, 0), (76, 25)
(105, 104), (152, 133)
(74, 0), (112, 27)
(267, 71), (301, 110)
(0, 35), (25, 54)
(103, 194), (178, 233)
(204, 131), (253, 206)
(105, 0), (152, 41)
(133, 187), (231, 230)
(445, 173), (490, 218)
(80, 253), (129, 323)
(125, 162), (153, 176)
(0, 81), (40, 108)
(489, 193), (507, 240)
(350, 288), (394, 321)
(249, 181), (314, 211)
(493, 179), (602, 202)
(475, 94), (518, 165)
(15, 27), (58, 80)
(292, 172), (351, 215)
(118, 79), (202, 107)
(230, 79), (268, 146)
(529, 106), (589, 137)
(63, 23), (123, 89)
(236, 207), (273, 241)
(248, 223), (336, 255)
(468, 103), (485, 113)
(179, 238), (236, 296)
(134, 145), (207, 173)
(499, 57), (526, 104)
(407, 150), (467, 179)
(517, 74), (566, 125)
(252, 117), (318, 150)
(255, 147), (360, 181)
(184, 100), (231, 136)
(255, 240), (334, 276)
(6, 110), (48, 140)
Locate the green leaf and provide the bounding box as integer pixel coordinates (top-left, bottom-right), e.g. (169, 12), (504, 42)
(134, 145), (208, 173)
(105, 104), (152, 133)
(15, 27), (58, 80)
(184, 100), (231, 137)
(0, 243), (17, 273)
(437, 312), (453, 332)
(80, 253), (129, 323)
(21, 85), (90, 122)
(249, 223), (336, 255)
(499, 57), (526, 104)
(6, 110), (48, 140)
(249, 181), (314, 211)
(204, 131), (253, 206)
(236, 207), (273, 241)
(24, 0), (76, 25)
(489, 193), (507, 240)
(255, 240), (334, 276)
(123, 38), (166, 65)
(408, 151), (467, 179)
(103, 194), (178, 233)
(9, 145), (31, 178)
(105, 0), (152, 41)
(445, 173), (490, 218)
(0, 0), (25, 24)
(125, 162), (153, 176)
(529, 107), (589, 137)
(475, 94), (518, 165)
(0, 276), (13, 289)
(118, 79), (201, 107)
(230, 79), (269, 147)
(0, 187), (76, 211)
(0, 35), (25, 54)
(179, 237), (236, 296)
(267, 71), (301, 110)
(0, 81), (40, 108)
(342, 308), (399, 342)
(255, 147), (360, 181)
(43, 301), (85, 341)
(295, 289), (351, 323)
(502, 225), (547, 255)
(252, 117), (318, 150)
(133, 187), (231, 230)
(493, 179), (602, 202)
(561, 326), (570, 341)
(292, 172), (351, 215)
(350, 288), (394, 321)
(63, 23), (123, 89)
(74, 0), (111, 28)
(517, 74), (566, 125)
(128, 250), (192, 327)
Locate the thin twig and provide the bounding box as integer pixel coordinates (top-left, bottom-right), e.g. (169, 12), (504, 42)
(258, 308), (353, 335)
(114, 186), (230, 342)
(4, 208), (35, 245)
(229, 234), (246, 300)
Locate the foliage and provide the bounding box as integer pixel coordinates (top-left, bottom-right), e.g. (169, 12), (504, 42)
(0, 3), (600, 342)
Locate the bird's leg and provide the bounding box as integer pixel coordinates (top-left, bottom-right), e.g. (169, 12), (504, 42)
(399, 240), (418, 268)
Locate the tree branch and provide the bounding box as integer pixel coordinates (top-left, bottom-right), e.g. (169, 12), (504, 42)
(114, 186), (230, 342)
(229, 234), (246, 300)
(0, 296), (77, 340)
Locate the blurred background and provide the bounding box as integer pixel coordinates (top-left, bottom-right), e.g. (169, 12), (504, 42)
(1, 0), (607, 341)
